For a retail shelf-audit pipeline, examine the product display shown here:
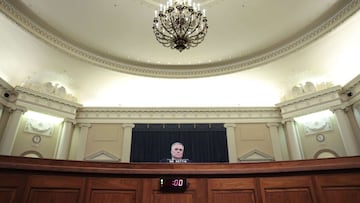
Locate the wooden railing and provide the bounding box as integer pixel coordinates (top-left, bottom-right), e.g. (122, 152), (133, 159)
(0, 155), (359, 203)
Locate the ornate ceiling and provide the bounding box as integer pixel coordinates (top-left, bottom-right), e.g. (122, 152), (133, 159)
(0, 0), (360, 107)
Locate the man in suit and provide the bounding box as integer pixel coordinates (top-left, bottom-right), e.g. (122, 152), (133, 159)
(160, 142), (190, 163)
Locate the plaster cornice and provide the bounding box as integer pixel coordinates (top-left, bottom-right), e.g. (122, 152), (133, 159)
(5, 85), (360, 123)
(276, 86), (343, 119)
(15, 86), (82, 119)
(1, 0), (359, 78)
(76, 107), (282, 124)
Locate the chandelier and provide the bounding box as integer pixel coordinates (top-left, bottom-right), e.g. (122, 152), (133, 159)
(152, 0), (208, 52)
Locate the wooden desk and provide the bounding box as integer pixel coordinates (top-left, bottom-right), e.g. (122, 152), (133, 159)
(0, 156), (359, 203)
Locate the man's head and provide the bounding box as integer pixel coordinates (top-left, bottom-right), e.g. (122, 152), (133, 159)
(170, 142), (184, 160)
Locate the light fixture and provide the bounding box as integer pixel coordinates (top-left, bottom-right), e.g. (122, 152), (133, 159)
(153, 0), (208, 52)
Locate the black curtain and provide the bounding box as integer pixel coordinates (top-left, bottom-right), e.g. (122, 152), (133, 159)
(130, 124), (228, 163)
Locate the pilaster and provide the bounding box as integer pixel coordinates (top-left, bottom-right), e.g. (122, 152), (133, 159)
(332, 107), (360, 156)
(0, 106), (11, 139)
(55, 119), (75, 160)
(224, 123), (237, 163)
(284, 119), (303, 160)
(76, 123), (91, 160)
(267, 123), (283, 161)
(121, 123), (135, 163)
(0, 106), (26, 155)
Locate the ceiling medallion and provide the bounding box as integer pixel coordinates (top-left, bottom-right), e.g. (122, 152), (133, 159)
(153, 0), (208, 52)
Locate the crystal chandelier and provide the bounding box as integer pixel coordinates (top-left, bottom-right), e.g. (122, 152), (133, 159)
(152, 0), (208, 52)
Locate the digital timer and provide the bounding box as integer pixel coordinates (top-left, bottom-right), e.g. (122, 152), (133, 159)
(159, 177), (188, 192)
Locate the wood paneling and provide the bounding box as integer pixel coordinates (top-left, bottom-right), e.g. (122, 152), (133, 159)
(263, 188), (313, 203)
(85, 177), (141, 203)
(259, 176), (317, 203)
(23, 175), (85, 203)
(27, 189), (81, 203)
(212, 190), (256, 203)
(315, 173), (360, 203)
(0, 156), (359, 203)
(152, 193), (193, 203)
(90, 191), (136, 203)
(0, 189), (16, 203)
(0, 173), (26, 203)
(208, 178), (258, 203)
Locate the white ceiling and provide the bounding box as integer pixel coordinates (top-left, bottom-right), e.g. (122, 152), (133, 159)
(0, 0), (360, 107)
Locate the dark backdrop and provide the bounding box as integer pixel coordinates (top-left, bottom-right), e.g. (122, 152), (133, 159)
(130, 123), (229, 163)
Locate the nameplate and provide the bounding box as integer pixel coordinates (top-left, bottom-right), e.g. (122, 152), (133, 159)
(168, 159), (189, 163)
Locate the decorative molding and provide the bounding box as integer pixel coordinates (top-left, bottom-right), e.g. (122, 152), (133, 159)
(122, 123), (135, 129)
(276, 86), (343, 119)
(303, 117), (333, 135)
(313, 149), (339, 159)
(4, 83), (358, 125)
(1, 0), (359, 78)
(224, 123), (236, 129)
(85, 150), (120, 162)
(21, 81), (77, 102)
(64, 118), (76, 125)
(239, 149), (274, 163)
(266, 123), (280, 128)
(77, 123), (92, 128)
(24, 118), (54, 136)
(20, 150), (43, 158)
(282, 81), (334, 102)
(305, 121), (332, 134)
(14, 86), (82, 119)
(76, 107), (282, 124)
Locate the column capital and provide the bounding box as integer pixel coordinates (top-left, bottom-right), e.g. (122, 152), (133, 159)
(77, 123), (91, 128)
(64, 118), (76, 124)
(266, 123), (280, 128)
(224, 123), (236, 128)
(330, 105), (350, 113)
(332, 106), (359, 156)
(8, 105), (27, 113)
(282, 118), (295, 124)
(1, 105), (12, 113)
(122, 123), (135, 128)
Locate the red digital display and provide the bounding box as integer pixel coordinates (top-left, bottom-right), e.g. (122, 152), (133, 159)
(160, 177), (188, 192)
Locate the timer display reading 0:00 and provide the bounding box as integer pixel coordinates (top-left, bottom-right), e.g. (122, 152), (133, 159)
(160, 178), (188, 192)
(172, 179), (184, 186)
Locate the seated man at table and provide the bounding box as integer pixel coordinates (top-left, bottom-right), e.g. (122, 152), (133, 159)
(160, 142), (191, 163)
